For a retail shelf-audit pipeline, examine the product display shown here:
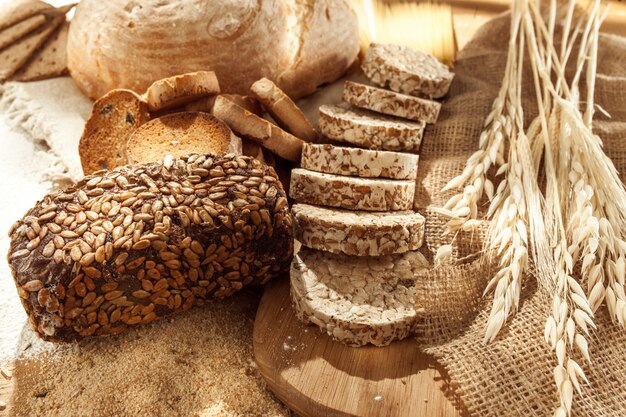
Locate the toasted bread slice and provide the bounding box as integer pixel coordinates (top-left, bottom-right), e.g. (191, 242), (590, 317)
(126, 112), (239, 164)
(145, 71), (221, 112)
(212, 95), (303, 162)
(79, 89), (150, 174)
(250, 78), (318, 142)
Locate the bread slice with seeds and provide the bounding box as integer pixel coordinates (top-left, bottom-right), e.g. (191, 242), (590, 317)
(292, 204), (425, 257)
(343, 81), (442, 123)
(126, 112), (241, 164)
(290, 168), (415, 211)
(250, 77), (318, 142)
(212, 95), (304, 162)
(301, 143), (419, 180)
(362, 43), (454, 99)
(79, 89), (150, 175)
(145, 71), (221, 112)
(290, 248), (430, 347)
(318, 103), (424, 152)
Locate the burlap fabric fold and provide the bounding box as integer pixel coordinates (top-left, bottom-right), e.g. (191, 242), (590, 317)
(414, 14), (626, 417)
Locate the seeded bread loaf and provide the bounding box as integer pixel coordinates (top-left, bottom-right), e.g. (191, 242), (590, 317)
(318, 103), (425, 152)
(79, 89), (150, 175)
(290, 248), (429, 347)
(362, 43), (454, 99)
(126, 112), (242, 164)
(290, 168), (415, 211)
(301, 143), (419, 180)
(343, 81), (442, 123)
(292, 204), (425, 256)
(7, 154), (293, 341)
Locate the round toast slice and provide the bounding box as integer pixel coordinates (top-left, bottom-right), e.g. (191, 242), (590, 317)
(79, 89), (150, 174)
(292, 203), (425, 256)
(145, 71), (221, 112)
(126, 112), (240, 164)
(290, 247), (430, 347)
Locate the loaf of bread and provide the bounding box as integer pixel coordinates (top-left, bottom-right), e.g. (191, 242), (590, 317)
(7, 154), (293, 341)
(67, 0), (359, 100)
(291, 248), (429, 347)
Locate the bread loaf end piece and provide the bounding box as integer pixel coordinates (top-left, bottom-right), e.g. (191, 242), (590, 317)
(8, 154), (293, 341)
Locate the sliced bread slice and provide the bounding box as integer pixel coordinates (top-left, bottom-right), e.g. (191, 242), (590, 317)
(145, 71), (221, 112)
(79, 89), (150, 174)
(126, 112), (239, 164)
(12, 20), (68, 81)
(301, 142), (419, 180)
(290, 168), (415, 211)
(318, 103), (424, 152)
(250, 77), (318, 142)
(291, 248), (430, 347)
(343, 80), (442, 123)
(212, 95), (303, 162)
(362, 43), (454, 99)
(292, 204), (425, 256)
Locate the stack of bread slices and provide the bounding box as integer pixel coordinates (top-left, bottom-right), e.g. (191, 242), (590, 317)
(289, 43), (454, 347)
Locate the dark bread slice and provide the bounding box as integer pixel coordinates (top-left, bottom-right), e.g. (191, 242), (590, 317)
(126, 112), (237, 164)
(12, 20), (69, 81)
(145, 71), (221, 112)
(79, 89), (150, 175)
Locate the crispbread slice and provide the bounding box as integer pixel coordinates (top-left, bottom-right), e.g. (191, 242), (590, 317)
(79, 89), (150, 174)
(126, 112), (239, 164)
(212, 95), (304, 162)
(12, 20), (68, 81)
(289, 168), (415, 211)
(343, 81), (442, 123)
(318, 103), (424, 152)
(0, 13), (47, 50)
(362, 43), (454, 99)
(0, 0), (51, 31)
(250, 77), (318, 142)
(301, 142), (419, 180)
(292, 203), (425, 256)
(145, 71), (221, 112)
(290, 248), (430, 347)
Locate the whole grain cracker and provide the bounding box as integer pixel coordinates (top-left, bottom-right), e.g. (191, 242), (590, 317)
(12, 21), (68, 82)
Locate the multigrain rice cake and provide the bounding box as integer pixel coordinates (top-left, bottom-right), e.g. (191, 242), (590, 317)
(318, 103), (425, 152)
(362, 43), (454, 99)
(290, 168), (415, 211)
(292, 204), (424, 256)
(290, 247), (430, 346)
(343, 81), (442, 123)
(300, 143), (419, 180)
(7, 154), (293, 341)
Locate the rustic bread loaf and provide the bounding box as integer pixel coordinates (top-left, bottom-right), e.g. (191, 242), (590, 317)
(290, 248), (429, 347)
(292, 204), (425, 257)
(362, 43), (454, 99)
(212, 95), (303, 162)
(79, 89), (150, 175)
(250, 78), (318, 142)
(145, 71), (221, 112)
(318, 103), (425, 152)
(343, 81), (442, 123)
(126, 112), (241, 164)
(290, 168), (415, 211)
(301, 143), (419, 180)
(67, 0), (359, 100)
(7, 154), (293, 341)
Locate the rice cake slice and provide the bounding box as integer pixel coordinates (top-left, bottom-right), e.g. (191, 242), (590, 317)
(292, 204), (425, 256)
(290, 168), (415, 211)
(362, 43), (454, 99)
(290, 247), (430, 347)
(301, 143), (418, 180)
(12, 20), (68, 81)
(343, 81), (442, 123)
(318, 103), (424, 152)
(0, 0), (51, 31)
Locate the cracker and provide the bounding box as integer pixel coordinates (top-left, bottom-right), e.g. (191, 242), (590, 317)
(12, 21), (68, 81)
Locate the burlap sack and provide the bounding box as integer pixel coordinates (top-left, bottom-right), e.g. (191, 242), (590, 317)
(414, 14), (626, 417)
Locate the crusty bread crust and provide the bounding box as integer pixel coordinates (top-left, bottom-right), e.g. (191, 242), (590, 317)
(145, 71), (221, 112)
(250, 78), (318, 142)
(79, 89), (149, 175)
